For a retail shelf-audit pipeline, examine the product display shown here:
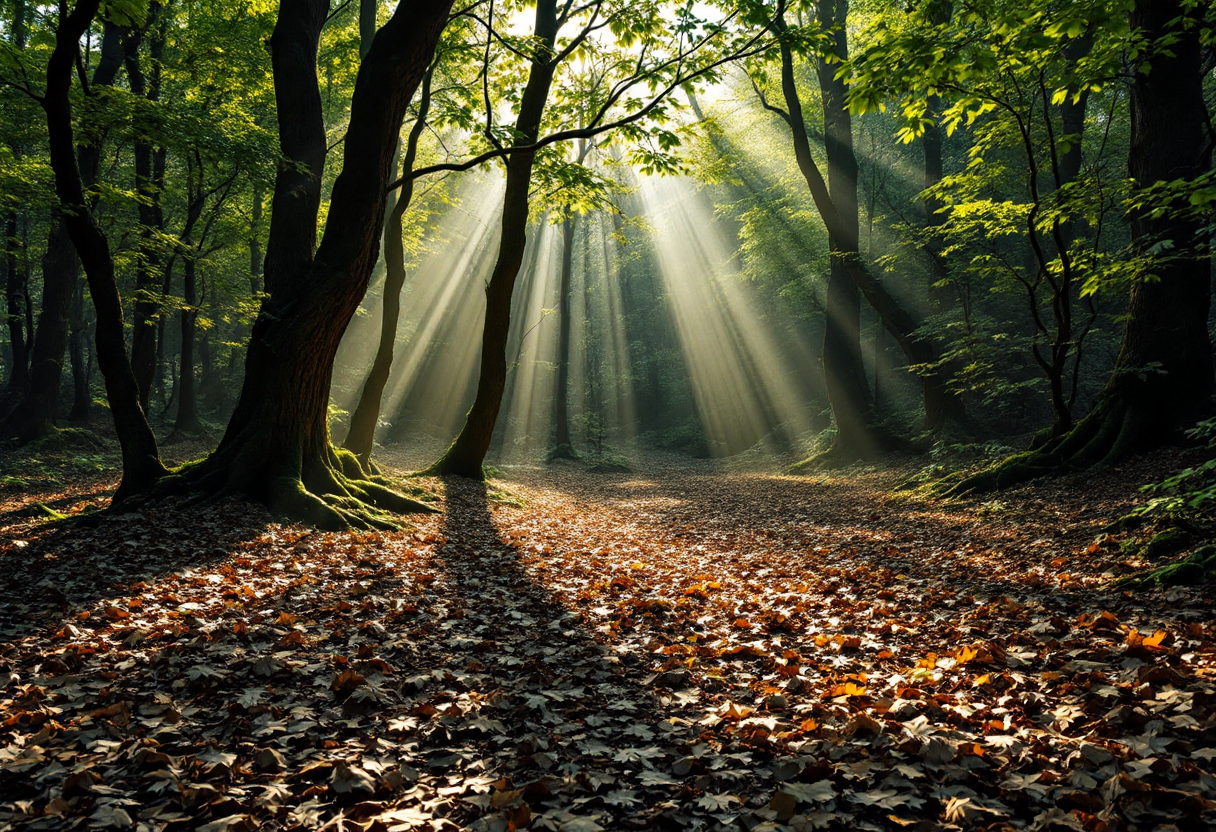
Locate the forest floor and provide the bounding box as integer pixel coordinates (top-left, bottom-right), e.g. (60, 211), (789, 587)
(1, 439), (1214, 832)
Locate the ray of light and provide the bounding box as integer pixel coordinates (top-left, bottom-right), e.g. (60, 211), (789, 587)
(495, 221), (562, 458)
(358, 171), (507, 444)
(636, 174), (820, 456)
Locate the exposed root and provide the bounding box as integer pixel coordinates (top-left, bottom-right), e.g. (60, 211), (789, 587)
(945, 395), (1126, 497)
(134, 438), (437, 531)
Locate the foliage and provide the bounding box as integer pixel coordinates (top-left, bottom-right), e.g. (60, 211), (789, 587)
(1133, 419), (1216, 521)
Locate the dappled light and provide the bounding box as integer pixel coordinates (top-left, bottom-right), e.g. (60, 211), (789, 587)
(3, 0), (1215, 829)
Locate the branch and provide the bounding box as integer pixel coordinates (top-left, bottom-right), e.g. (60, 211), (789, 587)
(749, 72), (791, 126)
(388, 29), (769, 188)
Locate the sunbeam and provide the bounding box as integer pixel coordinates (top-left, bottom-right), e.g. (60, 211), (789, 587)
(636, 175), (820, 456)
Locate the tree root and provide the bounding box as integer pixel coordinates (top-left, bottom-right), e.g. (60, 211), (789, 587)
(546, 443), (582, 462)
(133, 437), (438, 531)
(943, 390), (1153, 497)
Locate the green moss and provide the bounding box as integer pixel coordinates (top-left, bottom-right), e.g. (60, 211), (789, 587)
(1141, 528), (1192, 559)
(546, 443), (582, 462)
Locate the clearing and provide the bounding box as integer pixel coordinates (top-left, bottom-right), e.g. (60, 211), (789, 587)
(1, 449), (1214, 831)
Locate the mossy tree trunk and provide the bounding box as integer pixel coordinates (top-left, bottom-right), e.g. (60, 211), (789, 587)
(165, 0), (453, 529)
(953, 0), (1212, 493)
(42, 0), (167, 499)
(427, 0), (559, 479)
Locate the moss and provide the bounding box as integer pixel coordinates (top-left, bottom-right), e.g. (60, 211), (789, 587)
(1140, 528), (1192, 559)
(1145, 562), (1206, 586)
(546, 443), (582, 462)
(1124, 543), (1216, 588)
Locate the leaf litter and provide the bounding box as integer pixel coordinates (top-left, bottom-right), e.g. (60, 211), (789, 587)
(1, 450), (1214, 831)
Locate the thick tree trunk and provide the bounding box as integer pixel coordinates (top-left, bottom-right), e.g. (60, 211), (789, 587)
(814, 0), (874, 460)
(42, 0), (166, 498)
(169, 0), (452, 529)
(953, 0), (1212, 493)
(4, 20), (123, 441)
(428, 0), (559, 478)
(344, 65), (433, 466)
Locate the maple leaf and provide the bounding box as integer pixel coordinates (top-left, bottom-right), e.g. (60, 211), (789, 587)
(779, 780), (835, 804)
(331, 763), (377, 796)
(696, 793), (741, 811)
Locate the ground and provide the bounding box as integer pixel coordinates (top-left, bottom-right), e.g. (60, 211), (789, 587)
(1, 441), (1214, 832)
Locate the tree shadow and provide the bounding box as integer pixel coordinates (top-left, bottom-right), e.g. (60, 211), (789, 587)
(0, 497), (276, 640)
(414, 476), (716, 830)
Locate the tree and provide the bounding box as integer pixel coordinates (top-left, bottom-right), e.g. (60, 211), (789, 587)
(42, 0), (168, 497)
(8, 19), (129, 442)
(157, 0), (454, 528)
(749, 0), (966, 460)
(955, 0), (1213, 490)
(418, 0), (764, 477)
(342, 60), (435, 468)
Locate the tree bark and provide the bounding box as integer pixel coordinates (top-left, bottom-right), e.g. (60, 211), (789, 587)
(168, 0), (453, 529)
(343, 64), (433, 466)
(953, 0), (1212, 493)
(42, 0), (167, 498)
(4, 19), (124, 440)
(428, 0), (560, 478)
(125, 12), (166, 410)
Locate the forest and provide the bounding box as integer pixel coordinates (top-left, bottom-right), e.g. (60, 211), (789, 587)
(1, 0), (1215, 829)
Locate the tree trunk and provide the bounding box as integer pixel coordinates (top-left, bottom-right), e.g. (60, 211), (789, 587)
(360, 0), (377, 59)
(343, 64), (433, 466)
(167, 0), (453, 529)
(428, 0), (560, 478)
(768, 3), (965, 442)
(174, 256), (203, 434)
(68, 272), (90, 423)
(42, 0), (167, 499)
(814, 0), (874, 460)
(3, 19), (123, 440)
(125, 14), (166, 411)
(1, 211), (30, 403)
(922, 107), (951, 315)
(553, 215), (576, 451)
(0, 1), (29, 407)
(953, 0), (1212, 493)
